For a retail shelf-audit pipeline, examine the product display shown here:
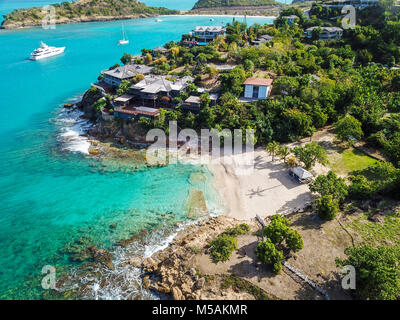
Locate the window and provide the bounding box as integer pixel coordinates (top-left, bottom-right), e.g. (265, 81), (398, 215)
(252, 86), (259, 98)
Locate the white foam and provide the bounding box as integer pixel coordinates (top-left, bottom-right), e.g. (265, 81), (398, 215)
(55, 106), (92, 154)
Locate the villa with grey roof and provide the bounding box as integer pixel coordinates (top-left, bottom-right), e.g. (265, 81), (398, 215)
(112, 75), (195, 120)
(129, 75), (194, 105)
(102, 64), (153, 87)
(304, 27), (343, 41)
(152, 46), (168, 57)
(251, 34), (273, 46)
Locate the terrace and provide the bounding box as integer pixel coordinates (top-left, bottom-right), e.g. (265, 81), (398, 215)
(114, 104), (160, 120)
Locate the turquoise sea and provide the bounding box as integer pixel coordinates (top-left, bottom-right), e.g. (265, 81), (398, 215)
(0, 3), (274, 299)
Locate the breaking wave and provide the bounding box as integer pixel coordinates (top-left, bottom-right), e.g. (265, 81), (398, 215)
(53, 100), (92, 154)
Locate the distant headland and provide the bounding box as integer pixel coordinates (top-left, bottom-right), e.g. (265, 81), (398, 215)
(0, 0), (179, 29)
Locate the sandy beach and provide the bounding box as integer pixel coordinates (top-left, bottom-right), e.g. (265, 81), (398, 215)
(162, 14), (277, 19)
(209, 148), (313, 220)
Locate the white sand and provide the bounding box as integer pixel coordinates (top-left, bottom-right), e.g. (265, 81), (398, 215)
(208, 148), (313, 221)
(160, 14), (277, 19)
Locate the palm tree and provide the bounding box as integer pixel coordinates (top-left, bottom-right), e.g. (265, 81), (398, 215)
(286, 155), (297, 168)
(266, 141), (279, 161)
(169, 46), (179, 63)
(277, 145), (290, 163)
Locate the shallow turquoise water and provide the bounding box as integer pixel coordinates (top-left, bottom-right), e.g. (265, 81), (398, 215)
(0, 15), (273, 299)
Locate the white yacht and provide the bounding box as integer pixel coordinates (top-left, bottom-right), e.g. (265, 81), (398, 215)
(30, 41), (65, 60)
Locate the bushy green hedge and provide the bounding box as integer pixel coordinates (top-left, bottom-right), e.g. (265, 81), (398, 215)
(314, 194), (339, 220)
(224, 223), (250, 236)
(208, 223), (249, 262)
(209, 234), (238, 262)
(255, 239), (283, 274)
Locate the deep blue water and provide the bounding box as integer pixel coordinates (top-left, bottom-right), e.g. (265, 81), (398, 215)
(0, 10), (273, 299)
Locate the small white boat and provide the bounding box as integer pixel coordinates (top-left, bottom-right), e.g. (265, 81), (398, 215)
(210, 18), (214, 21)
(29, 41), (65, 60)
(155, 18), (162, 22)
(118, 23), (129, 45)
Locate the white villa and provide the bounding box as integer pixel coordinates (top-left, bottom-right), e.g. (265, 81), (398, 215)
(242, 78), (273, 101)
(192, 26), (226, 43)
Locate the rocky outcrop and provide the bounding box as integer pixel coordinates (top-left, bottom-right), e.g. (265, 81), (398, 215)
(76, 87), (103, 120)
(87, 115), (149, 143)
(127, 216), (272, 300)
(87, 246), (114, 270)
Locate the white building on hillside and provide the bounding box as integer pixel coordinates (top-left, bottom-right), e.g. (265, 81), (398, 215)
(242, 78), (273, 102)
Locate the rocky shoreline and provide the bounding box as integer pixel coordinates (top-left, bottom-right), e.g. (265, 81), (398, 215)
(128, 215), (276, 300)
(49, 215), (277, 300)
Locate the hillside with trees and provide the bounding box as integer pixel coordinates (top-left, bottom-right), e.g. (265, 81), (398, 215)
(72, 1), (400, 300)
(1, 0), (178, 29)
(192, 0), (278, 9)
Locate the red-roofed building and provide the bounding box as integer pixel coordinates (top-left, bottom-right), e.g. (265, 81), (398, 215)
(243, 77), (273, 101)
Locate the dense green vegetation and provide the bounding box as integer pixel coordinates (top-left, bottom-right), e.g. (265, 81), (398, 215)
(349, 162), (400, 200)
(310, 171), (348, 220)
(125, 4), (400, 161)
(192, 0), (278, 10)
(336, 245), (400, 300)
(2, 0), (178, 27)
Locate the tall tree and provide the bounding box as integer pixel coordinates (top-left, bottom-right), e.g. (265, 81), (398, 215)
(293, 142), (328, 170)
(334, 115), (363, 143)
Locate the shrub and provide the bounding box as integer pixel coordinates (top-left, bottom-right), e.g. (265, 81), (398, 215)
(334, 115), (363, 143)
(285, 229), (304, 252)
(93, 98), (107, 112)
(314, 194), (339, 220)
(120, 53), (132, 65)
(224, 223), (250, 236)
(348, 162), (400, 200)
(132, 73), (145, 84)
(263, 215), (291, 245)
(117, 80), (131, 96)
(209, 234), (238, 262)
(309, 171), (348, 202)
(255, 239), (283, 274)
(348, 175), (374, 199)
